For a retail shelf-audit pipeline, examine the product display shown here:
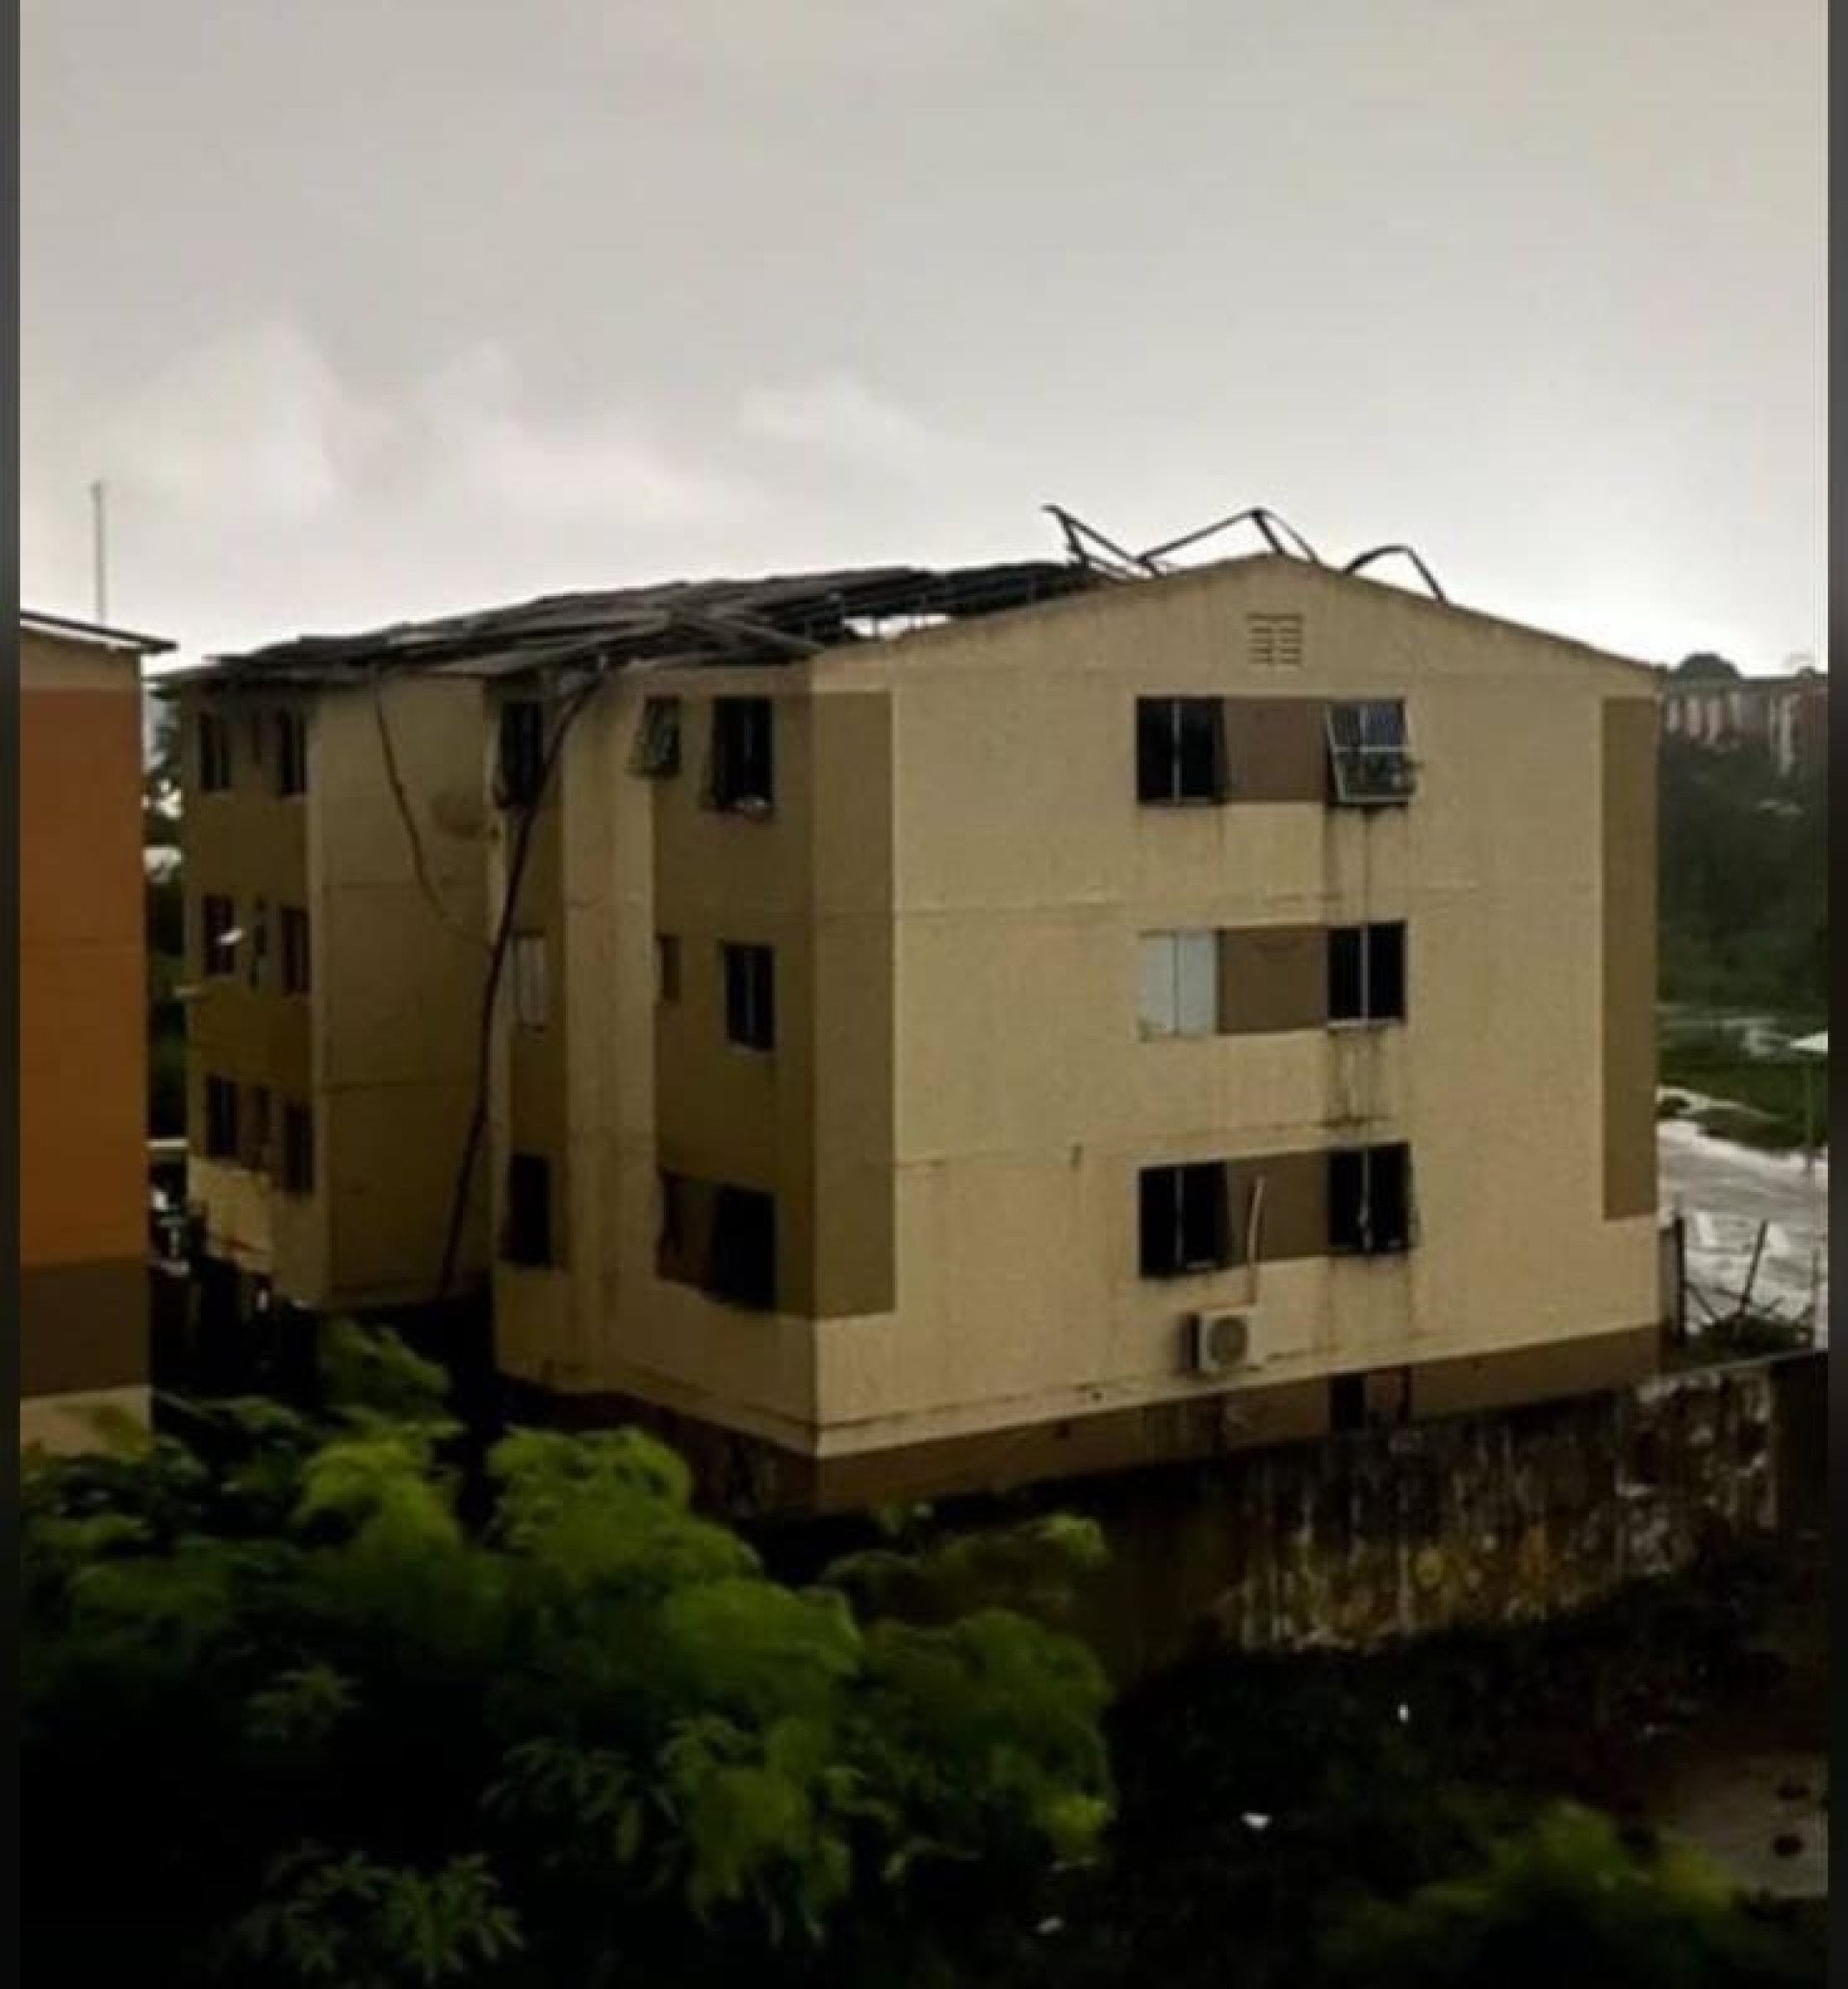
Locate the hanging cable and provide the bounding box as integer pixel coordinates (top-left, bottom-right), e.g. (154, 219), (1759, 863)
(435, 667), (608, 1298)
(371, 668), (490, 953)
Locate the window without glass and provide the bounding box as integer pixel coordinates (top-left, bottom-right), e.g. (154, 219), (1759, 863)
(631, 696), (681, 777)
(709, 1185), (778, 1310)
(273, 710), (308, 795)
(202, 894), (239, 976)
(1328, 1143), (1414, 1255)
(709, 698), (774, 811)
(198, 712), (232, 792)
(1138, 931), (1219, 1037)
(1137, 697), (1226, 803)
(1139, 1162), (1233, 1277)
(1327, 922), (1407, 1023)
(1326, 699), (1415, 805)
(723, 943), (776, 1050)
(204, 1076), (240, 1160)
(504, 1152), (553, 1266)
(499, 700), (547, 807)
(510, 933), (549, 1028)
(242, 1086), (272, 1172)
(247, 900), (269, 991)
(279, 907), (312, 996)
(281, 1103), (315, 1195)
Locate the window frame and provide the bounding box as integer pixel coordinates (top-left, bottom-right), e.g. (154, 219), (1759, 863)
(273, 710), (308, 797)
(1139, 1160), (1234, 1279)
(1326, 699), (1416, 807)
(503, 1152), (554, 1268)
(708, 697), (775, 814)
(708, 1184), (778, 1311)
(1328, 1142), (1415, 1256)
(203, 1075), (240, 1161)
(1136, 696), (1227, 805)
(722, 942), (776, 1051)
(498, 700), (548, 809)
(1327, 920), (1407, 1025)
(631, 695), (682, 778)
(1138, 929), (1220, 1039)
(198, 711), (232, 793)
(279, 906), (312, 997)
(280, 1100), (315, 1195)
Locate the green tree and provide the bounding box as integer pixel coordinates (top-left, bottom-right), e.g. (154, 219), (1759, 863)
(21, 1329), (1112, 1989)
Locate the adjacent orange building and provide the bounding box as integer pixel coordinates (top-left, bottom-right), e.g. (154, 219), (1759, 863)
(20, 608), (172, 1450)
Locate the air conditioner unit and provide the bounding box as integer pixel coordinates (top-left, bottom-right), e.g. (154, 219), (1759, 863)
(1190, 1309), (1253, 1376)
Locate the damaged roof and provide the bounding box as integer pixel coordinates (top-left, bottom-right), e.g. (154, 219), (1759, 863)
(174, 559), (1102, 688)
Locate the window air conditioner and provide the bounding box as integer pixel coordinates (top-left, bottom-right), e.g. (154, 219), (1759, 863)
(1190, 1309), (1253, 1376)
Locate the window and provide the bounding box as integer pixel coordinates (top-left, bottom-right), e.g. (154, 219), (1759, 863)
(204, 1076), (240, 1160)
(1138, 931), (1219, 1037)
(631, 696), (681, 777)
(1139, 1162), (1233, 1277)
(1329, 1143), (1414, 1256)
(1327, 922), (1407, 1023)
(273, 710), (308, 796)
(243, 1086), (272, 1171)
(499, 700), (547, 808)
(279, 907), (312, 995)
(247, 900), (270, 991)
(656, 934), (681, 1003)
(199, 711), (232, 792)
(1327, 700), (1415, 805)
(202, 894), (239, 977)
(1137, 697), (1226, 804)
(657, 1171), (690, 1279)
(504, 1152), (553, 1266)
(281, 1103), (315, 1195)
(510, 933), (549, 1028)
(709, 697), (774, 812)
(722, 943), (776, 1050)
(709, 1185), (778, 1310)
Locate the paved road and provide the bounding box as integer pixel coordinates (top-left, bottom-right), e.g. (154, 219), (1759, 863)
(1658, 1120), (1829, 1337)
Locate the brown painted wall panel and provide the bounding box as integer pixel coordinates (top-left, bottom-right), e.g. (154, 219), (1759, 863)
(20, 1258), (148, 1395)
(1227, 1149), (1329, 1263)
(1218, 925), (1327, 1035)
(1224, 698), (1327, 804)
(1602, 699), (1657, 1218)
(21, 674), (145, 1274)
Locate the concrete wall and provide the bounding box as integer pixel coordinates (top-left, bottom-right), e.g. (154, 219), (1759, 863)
(20, 630), (148, 1425)
(1063, 1352), (1813, 1682)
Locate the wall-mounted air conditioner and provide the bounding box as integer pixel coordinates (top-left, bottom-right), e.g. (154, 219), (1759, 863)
(1190, 1309), (1253, 1376)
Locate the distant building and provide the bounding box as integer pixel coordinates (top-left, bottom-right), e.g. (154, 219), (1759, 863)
(1659, 655), (1827, 777)
(170, 551), (1661, 1511)
(21, 608), (173, 1452)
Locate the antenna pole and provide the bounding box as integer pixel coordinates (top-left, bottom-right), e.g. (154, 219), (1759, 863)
(90, 479), (109, 624)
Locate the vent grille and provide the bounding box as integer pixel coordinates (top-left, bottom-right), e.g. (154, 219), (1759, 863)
(1247, 613), (1304, 669)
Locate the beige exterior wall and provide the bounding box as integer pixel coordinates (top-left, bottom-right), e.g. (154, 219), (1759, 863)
(180, 673), (490, 1309)
(492, 557), (1660, 1481)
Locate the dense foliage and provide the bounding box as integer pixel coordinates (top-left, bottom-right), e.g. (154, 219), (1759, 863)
(22, 1331), (1112, 1988)
(1658, 732), (1827, 1018)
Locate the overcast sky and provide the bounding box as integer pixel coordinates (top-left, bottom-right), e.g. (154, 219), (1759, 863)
(23, 0), (1825, 674)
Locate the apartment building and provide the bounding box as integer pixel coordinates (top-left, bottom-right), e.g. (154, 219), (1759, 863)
(174, 550), (1659, 1509)
(1659, 655), (1827, 777)
(163, 650), (491, 1331)
(21, 609), (172, 1451)
(454, 553), (1659, 1511)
